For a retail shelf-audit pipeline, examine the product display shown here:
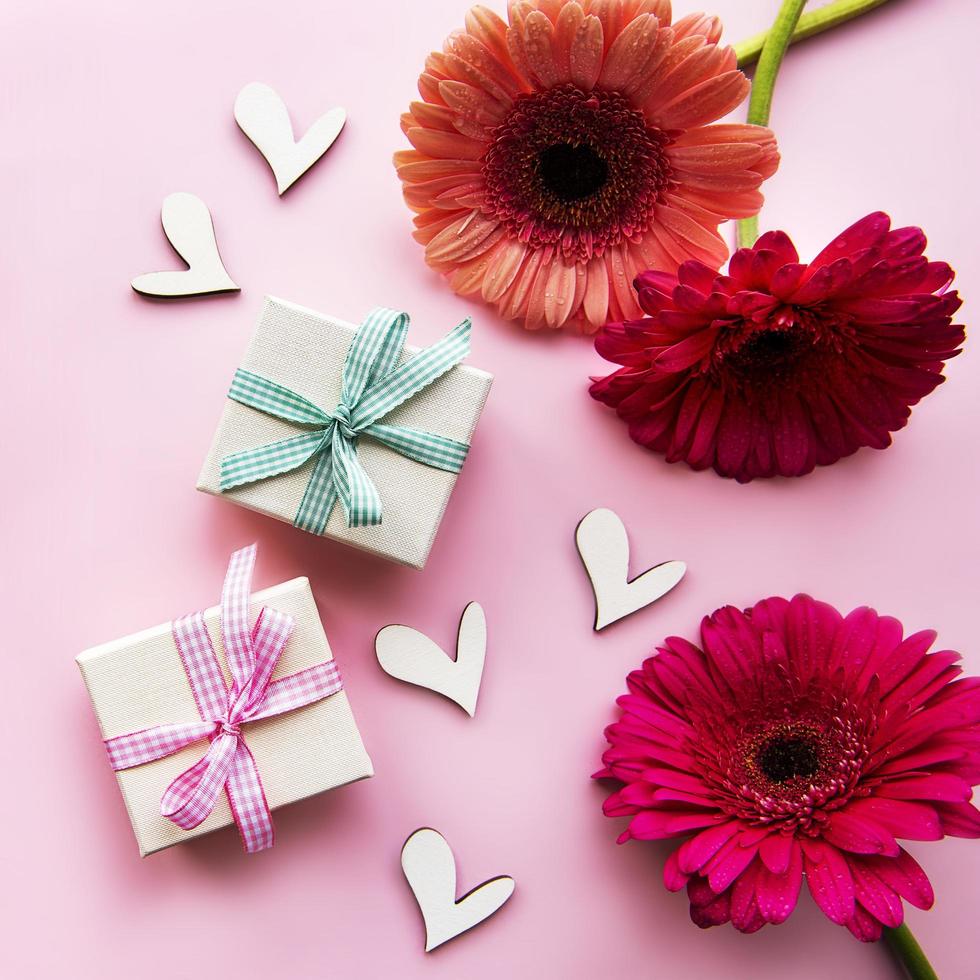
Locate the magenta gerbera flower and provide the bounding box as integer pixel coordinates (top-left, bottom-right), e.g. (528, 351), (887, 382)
(596, 595), (980, 941)
(589, 212), (964, 480)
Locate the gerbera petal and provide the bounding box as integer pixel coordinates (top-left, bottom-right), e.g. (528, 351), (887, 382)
(707, 838), (758, 892)
(517, 249), (548, 327)
(654, 204), (728, 267)
(439, 80), (510, 127)
(552, 0), (584, 80)
(772, 391), (815, 476)
(582, 255), (610, 328)
(653, 327), (717, 372)
(586, 0), (627, 48)
(394, 154), (483, 180)
(425, 211), (502, 264)
(480, 237), (528, 301)
(652, 70), (749, 130)
(862, 849), (934, 911)
(754, 843), (803, 924)
(520, 10), (562, 87)
(540, 259), (578, 328)
(823, 810), (899, 856)
(663, 848), (691, 891)
(569, 13), (604, 90)
(623, 809), (722, 841)
(671, 12), (722, 44)
(785, 595), (843, 683)
(500, 247), (546, 320)
(667, 141), (766, 174)
(406, 102), (458, 133)
(688, 879), (733, 928)
(807, 212), (891, 273)
(465, 5), (517, 70)
(643, 42), (734, 117)
(849, 860), (904, 928)
(676, 822), (741, 874)
(448, 30), (527, 97)
(846, 798), (943, 842)
(597, 14), (664, 91)
(406, 126), (487, 161)
(759, 833), (795, 875)
(729, 861), (763, 932)
(412, 210), (466, 246)
(801, 840), (856, 925)
(935, 801), (980, 837)
(686, 385), (725, 468)
(845, 903), (884, 943)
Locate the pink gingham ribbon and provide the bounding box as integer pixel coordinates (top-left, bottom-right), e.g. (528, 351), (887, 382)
(104, 544), (343, 853)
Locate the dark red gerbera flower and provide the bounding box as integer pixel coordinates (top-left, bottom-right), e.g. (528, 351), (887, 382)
(590, 212), (964, 481)
(595, 595), (980, 940)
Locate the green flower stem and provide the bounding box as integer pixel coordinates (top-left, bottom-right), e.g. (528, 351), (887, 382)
(735, 0), (892, 69)
(883, 924), (939, 980)
(735, 0), (809, 250)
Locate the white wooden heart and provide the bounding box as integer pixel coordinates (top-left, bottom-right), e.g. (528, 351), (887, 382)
(576, 508), (686, 631)
(234, 82), (346, 195)
(401, 828), (515, 952)
(131, 192), (239, 298)
(375, 602), (485, 716)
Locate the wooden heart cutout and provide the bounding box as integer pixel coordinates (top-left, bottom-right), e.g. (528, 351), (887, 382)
(234, 82), (346, 195)
(375, 602), (486, 716)
(576, 508), (686, 631)
(131, 192), (239, 298)
(401, 828), (515, 952)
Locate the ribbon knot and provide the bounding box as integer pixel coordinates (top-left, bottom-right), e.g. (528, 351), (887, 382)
(217, 720), (242, 739)
(219, 307), (473, 533)
(103, 545), (345, 853)
(330, 403), (357, 441)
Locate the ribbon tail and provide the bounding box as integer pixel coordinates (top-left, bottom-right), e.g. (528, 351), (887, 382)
(105, 721), (215, 771)
(248, 660), (344, 722)
(294, 445), (340, 534)
(160, 733), (237, 831)
(365, 423), (470, 473)
(221, 430), (327, 492)
(225, 739), (275, 853)
(243, 607), (295, 715)
(221, 543), (260, 698)
(172, 611), (232, 723)
(228, 369), (331, 426)
(340, 308), (410, 407)
(331, 426), (382, 528)
(350, 316), (471, 429)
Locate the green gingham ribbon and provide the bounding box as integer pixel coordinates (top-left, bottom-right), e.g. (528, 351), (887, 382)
(220, 307), (472, 532)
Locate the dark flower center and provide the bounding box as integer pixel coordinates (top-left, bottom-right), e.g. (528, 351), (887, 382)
(538, 143), (609, 201)
(708, 308), (858, 402)
(722, 326), (810, 384)
(688, 688), (875, 832)
(482, 85), (672, 262)
(756, 734), (820, 783)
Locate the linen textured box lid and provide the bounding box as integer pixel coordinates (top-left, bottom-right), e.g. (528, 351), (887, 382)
(197, 297), (494, 569)
(77, 577), (373, 856)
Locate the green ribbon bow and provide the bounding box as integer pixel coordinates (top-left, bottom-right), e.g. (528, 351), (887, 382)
(220, 307), (472, 533)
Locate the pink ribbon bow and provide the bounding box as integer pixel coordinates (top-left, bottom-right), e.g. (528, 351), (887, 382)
(104, 544), (343, 852)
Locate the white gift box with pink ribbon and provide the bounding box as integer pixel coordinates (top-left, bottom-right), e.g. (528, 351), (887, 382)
(77, 545), (373, 856)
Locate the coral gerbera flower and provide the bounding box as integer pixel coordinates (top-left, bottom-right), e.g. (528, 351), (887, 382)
(590, 213), (964, 480)
(596, 595), (980, 941)
(394, 1), (779, 332)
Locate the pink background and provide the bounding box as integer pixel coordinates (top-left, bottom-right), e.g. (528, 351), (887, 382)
(3, 0), (977, 977)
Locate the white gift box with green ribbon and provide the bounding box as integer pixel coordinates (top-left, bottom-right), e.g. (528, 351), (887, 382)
(197, 298), (493, 569)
